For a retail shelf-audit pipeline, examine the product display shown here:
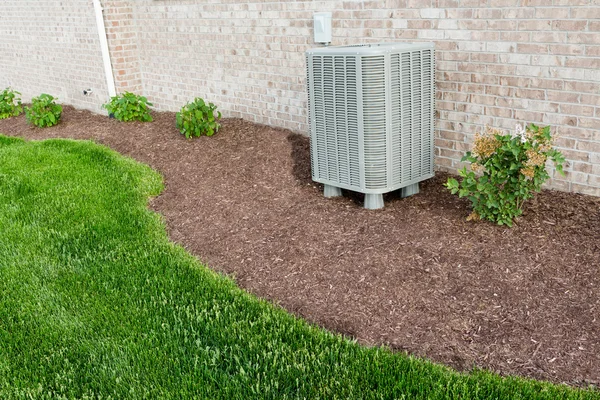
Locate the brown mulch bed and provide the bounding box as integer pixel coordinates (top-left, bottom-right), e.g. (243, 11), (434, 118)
(1, 106), (599, 388)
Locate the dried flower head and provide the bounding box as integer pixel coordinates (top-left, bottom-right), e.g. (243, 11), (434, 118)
(471, 162), (484, 173)
(472, 127), (502, 159)
(466, 211), (480, 222)
(520, 167), (535, 179)
(538, 143), (552, 152)
(525, 148), (547, 168)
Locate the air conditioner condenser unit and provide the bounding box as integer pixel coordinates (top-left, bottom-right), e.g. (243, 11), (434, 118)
(306, 42), (435, 209)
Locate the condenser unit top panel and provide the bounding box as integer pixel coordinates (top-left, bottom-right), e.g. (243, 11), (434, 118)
(306, 42), (434, 56)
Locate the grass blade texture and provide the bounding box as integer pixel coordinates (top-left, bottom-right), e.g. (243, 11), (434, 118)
(0, 135), (597, 399)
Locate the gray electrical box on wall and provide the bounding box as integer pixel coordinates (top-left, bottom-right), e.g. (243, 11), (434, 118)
(306, 42), (436, 209)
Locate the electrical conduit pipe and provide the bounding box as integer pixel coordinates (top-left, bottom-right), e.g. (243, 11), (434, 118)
(93, 0), (117, 98)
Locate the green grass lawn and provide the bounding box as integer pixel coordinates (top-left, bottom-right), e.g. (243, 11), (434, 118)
(0, 134), (597, 399)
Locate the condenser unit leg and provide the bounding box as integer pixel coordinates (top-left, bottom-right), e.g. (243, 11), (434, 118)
(401, 183), (419, 198)
(324, 184), (342, 198)
(364, 194), (384, 210)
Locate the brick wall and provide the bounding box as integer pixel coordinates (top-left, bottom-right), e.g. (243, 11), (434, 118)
(0, 0), (109, 112)
(1, 0), (599, 195)
(104, 0), (143, 92)
(131, 0), (600, 195)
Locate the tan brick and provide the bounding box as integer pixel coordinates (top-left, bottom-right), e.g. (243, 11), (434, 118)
(559, 171), (589, 185)
(568, 33), (599, 44)
(436, 101), (455, 111)
(485, 107), (513, 118)
(459, 0), (487, 7)
(572, 184), (600, 196)
(558, 125), (594, 141)
(487, 42), (517, 53)
(549, 44), (585, 55)
(532, 32), (568, 43)
(546, 178), (572, 192)
(471, 31), (500, 41)
(515, 110), (545, 123)
(444, 8), (471, 18)
(488, 20), (517, 30)
(532, 55), (565, 67)
(443, 52), (470, 61)
(438, 130), (466, 142)
(528, 78), (563, 90)
(552, 20), (588, 31)
(519, 20), (553, 31)
(435, 157), (455, 168)
(443, 72), (472, 82)
(456, 103), (484, 113)
(471, 53), (498, 63)
(572, 161), (593, 174)
(471, 94), (496, 105)
(565, 81), (600, 94)
(517, 43), (549, 54)
(578, 118), (600, 130)
(471, 73), (499, 84)
(458, 62), (486, 73)
(546, 90), (579, 103)
(442, 92), (471, 102)
(499, 76), (530, 87)
(544, 114), (578, 126)
(445, 30), (472, 40)
(407, 19), (432, 29)
(514, 88), (546, 100)
(581, 94), (600, 106)
(500, 32), (531, 42)
(572, 7), (600, 19)
(535, 7), (570, 19)
(565, 57), (600, 69)
(560, 149), (591, 162)
(474, 8), (502, 19)
(502, 7), (535, 18)
(457, 83), (486, 94)
(587, 46), (600, 56)
(561, 104), (596, 117)
(435, 0), (458, 6)
(457, 20), (486, 30)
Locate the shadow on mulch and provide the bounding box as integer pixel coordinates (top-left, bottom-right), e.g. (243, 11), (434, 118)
(1, 106), (599, 388)
(287, 132), (406, 207)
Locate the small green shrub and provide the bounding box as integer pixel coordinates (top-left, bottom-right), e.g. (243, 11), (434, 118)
(445, 124), (565, 227)
(176, 98), (221, 138)
(103, 92), (153, 122)
(25, 94), (62, 128)
(0, 87), (23, 119)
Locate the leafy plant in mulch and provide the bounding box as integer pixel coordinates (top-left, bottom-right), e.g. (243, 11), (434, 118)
(25, 93), (62, 128)
(176, 97), (221, 138)
(445, 123), (565, 227)
(0, 87), (23, 119)
(103, 92), (153, 122)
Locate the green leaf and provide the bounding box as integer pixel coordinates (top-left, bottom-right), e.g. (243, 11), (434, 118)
(445, 178), (458, 189)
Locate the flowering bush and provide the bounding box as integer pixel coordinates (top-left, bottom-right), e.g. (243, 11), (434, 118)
(445, 123), (565, 226)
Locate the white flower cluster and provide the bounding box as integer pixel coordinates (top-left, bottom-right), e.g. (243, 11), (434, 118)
(512, 124), (527, 143)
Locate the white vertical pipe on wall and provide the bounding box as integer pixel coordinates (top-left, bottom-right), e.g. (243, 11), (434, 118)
(93, 0), (116, 98)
